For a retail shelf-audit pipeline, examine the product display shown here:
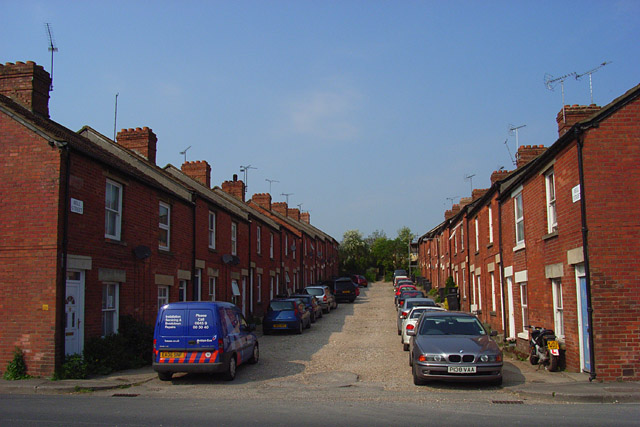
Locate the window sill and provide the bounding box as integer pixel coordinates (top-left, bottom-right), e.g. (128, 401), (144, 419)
(490, 310), (496, 317)
(487, 242), (493, 249)
(542, 230), (558, 241)
(513, 242), (526, 252)
(105, 238), (127, 246)
(517, 331), (529, 340)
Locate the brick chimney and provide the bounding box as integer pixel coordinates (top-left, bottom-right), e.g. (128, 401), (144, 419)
(273, 202), (288, 217)
(472, 188), (489, 201)
(116, 127), (157, 164)
(301, 212), (310, 224)
(516, 145), (546, 168)
(221, 174), (245, 202)
(490, 169), (511, 185)
(288, 208), (300, 221)
(0, 61), (51, 117)
(252, 193), (272, 210)
(557, 104), (601, 137)
(181, 160), (211, 187)
(459, 197), (473, 208)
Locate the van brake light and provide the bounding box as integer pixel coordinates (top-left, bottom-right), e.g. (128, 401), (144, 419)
(218, 338), (224, 352)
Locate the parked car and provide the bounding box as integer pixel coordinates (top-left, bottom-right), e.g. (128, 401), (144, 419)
(351, 274), (368, 287)
(396, 289), (426, 309)
(408, 311), (503, 385)
(291, 294), (323, 322)
(393, 269), (408, 282)
(394, 284), (417, 305)
(153, 301), (258, 382)
(400, 306), (446, 351)
(393, 276), (411, 289)
(263, 299), (311, 334)
(326, 277), (359, 303)
(396, 297), (438, 334)
(304, 285), (337, 313)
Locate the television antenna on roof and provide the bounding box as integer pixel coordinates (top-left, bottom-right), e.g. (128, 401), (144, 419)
(179, 146), (191, 163)
(265, 178), (279, 193)
(445, 196), (459, 207)
(240, 164), (257, 195)
(464, 174), (475, 194)
(544, 70), (577, 123)
(281, 192), (293, 204)
(45, 23), (58, 92)
(575, 61), (611, 104)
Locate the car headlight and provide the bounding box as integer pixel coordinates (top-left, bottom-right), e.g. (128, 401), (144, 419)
(480, 354), (502, 362)
(418, 354), (445, 362)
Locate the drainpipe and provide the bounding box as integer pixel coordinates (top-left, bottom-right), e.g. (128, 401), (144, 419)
(56, 141), (70, 373)
(576, 128), (597, 382)
(498, 192), (508, 340)
(465, 217), (471, 312)
(248, 219), (252, 315)
(191, 193), (197, 301)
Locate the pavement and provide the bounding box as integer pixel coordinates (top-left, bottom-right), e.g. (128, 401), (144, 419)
(1, 354), (639, 403)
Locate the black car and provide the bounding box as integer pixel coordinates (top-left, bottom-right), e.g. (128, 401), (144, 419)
(324, 277), (358, 303)
(290, 294), (323, 322)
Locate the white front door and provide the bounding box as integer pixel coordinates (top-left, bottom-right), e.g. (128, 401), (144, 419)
(507, 276), (516, 339)
(65, 270), (85, 355)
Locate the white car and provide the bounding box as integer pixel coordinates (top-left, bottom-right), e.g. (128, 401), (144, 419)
(401, 306), (446, 351)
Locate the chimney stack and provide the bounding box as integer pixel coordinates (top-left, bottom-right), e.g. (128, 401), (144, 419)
(181, 161), (211, 187)
(221, 174), (245, 202)
(287, 208), (300, 221)
(490, 169), (511, 185)
(251, 193), (272, 210)
(472, 188), (489, 201)
(272, 202), (288, 217)
(557, 104), (601, 137)
(516, 145), (546, 168)
(116, 127), (157, 164)
(0, 61), (51, 117)
(301, 212), (310, 224)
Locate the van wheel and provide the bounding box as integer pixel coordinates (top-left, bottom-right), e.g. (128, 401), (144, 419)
(158, 371), (172, 381)
(403, 343), (410, 352)
(249, 343), (259, 364)
(223, 355), (237, 381)
(297, 321), (303, 334)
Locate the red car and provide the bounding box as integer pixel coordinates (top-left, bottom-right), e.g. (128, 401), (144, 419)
(351, 274), (368, 287)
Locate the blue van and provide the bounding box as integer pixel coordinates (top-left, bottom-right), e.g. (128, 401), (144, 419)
(153, 301), (258, 381)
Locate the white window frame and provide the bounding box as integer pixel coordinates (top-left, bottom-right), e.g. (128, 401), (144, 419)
(514, 191), (525, 250)
(462, 267), (466, 300)
(209, 277), (216, 301)
(231, 222), (238, 256)
(158, 286), (169, 308)
(460, 226), (464, 251)
(256, 226), (262, 255)
(270, 232), (274, 259)
(285, 234), (289, 257)
(477, 274), (482, 311)
(545, 170), (558, 233)
(552, 278), (564, 339)
(256, 274), (262, 303)
(159, 202), (170, 250)
(195, 268), (201, 301)
(488, 205), (494, 244)
(474, 218), (479, 252)
(490, 272), (496, 312)
(208, 211), (216, 250)
(105, 180), (123, 240)
(102, 283), (119, 336)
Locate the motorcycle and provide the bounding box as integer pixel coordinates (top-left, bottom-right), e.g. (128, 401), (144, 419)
(526, 325), (560, 372)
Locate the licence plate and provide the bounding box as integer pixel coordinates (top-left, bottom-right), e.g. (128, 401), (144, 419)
(448, 366), (476, 374)
(547, 340), (559, 350)
(160, 352), (186, 359)
(273, 324), (287, 328)
(343, 290), (351, 294)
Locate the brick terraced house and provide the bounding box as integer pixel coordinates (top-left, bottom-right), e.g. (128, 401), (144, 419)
(418, 83), (640, 382)
(0, 61), (337, 376)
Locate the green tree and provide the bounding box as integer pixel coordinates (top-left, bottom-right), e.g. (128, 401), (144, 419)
(338, 229), (369, 275)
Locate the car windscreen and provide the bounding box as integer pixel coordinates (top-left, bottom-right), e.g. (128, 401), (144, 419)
(305, 288), (323, 296)
(269, 301), (295, 311)
(419, 316), (486, 336)
(335, 281), (353, 290)
(410, 308), (426, 319)
(406, 299), (433, 309)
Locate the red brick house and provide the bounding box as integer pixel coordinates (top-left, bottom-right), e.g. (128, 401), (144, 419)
(417, 83), (640, 381)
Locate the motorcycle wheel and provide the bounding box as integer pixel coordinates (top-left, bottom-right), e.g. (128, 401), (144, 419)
(529, 347), (539, 365)
(548, 354), (559, 372)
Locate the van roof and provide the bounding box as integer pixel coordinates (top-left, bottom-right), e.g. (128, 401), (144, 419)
(159, 301), (236, 310)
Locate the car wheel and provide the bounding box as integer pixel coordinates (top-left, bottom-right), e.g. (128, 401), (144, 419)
(324, 305), (330, 314)
(157, 371), (172, 381)
(306, 318), (311, 329)
(491, 376), (503, 387)
(311, 313), (316, 323)
(318, 310), (323, 319)
(297, 321), (303, 334)
(403, 343), (410, 352)
(223, 355), (237, 381)
(412, 364), (427, 386)
(548, 354), (559, 372)
(397, 328), (401, 336)
(409, 352), (413, 367)
(249, 343), (259, 364)
(529, 347), (539, 365)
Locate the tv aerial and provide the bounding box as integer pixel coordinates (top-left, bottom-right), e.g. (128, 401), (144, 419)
(239, 164), (257, 195)
(575, 61), (611, 104)
(507, 124), (526, 165)
(265, 178), (279, 193)
(544, 70), (577, 123)
(179, 146), (191, 163)
(464, 174), (475, 194)
(45, 23), (58, 91)
(445, 196), (459, 207)
(281, 192), (293, 204)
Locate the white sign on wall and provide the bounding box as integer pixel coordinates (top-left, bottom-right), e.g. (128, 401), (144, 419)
(572, 185), (581, 203)
(70, 198), (84, 214)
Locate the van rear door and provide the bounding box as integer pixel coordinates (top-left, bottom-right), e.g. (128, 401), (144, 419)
(187, 307), (218, 350)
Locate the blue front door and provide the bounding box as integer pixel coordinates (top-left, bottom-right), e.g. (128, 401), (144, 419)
(580, 276), (591, 372)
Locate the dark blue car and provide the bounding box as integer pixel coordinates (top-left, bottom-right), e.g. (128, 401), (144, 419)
(263, 299), (311, 334)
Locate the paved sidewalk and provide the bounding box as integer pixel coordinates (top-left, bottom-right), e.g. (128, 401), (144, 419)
(1, 357), (639, 403)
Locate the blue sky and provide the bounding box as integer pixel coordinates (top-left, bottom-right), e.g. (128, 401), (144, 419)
(2, 1), (639, 242)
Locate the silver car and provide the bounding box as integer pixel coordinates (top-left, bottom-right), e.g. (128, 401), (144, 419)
(408, 311), (503, 385)
(401, 306), (446, 351)
(396, 298), (438, 335)
(304, 285), (337, 313)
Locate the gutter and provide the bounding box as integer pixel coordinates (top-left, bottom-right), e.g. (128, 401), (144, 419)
(56, 140), (70, 374)
(576, 127), (597, 382)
